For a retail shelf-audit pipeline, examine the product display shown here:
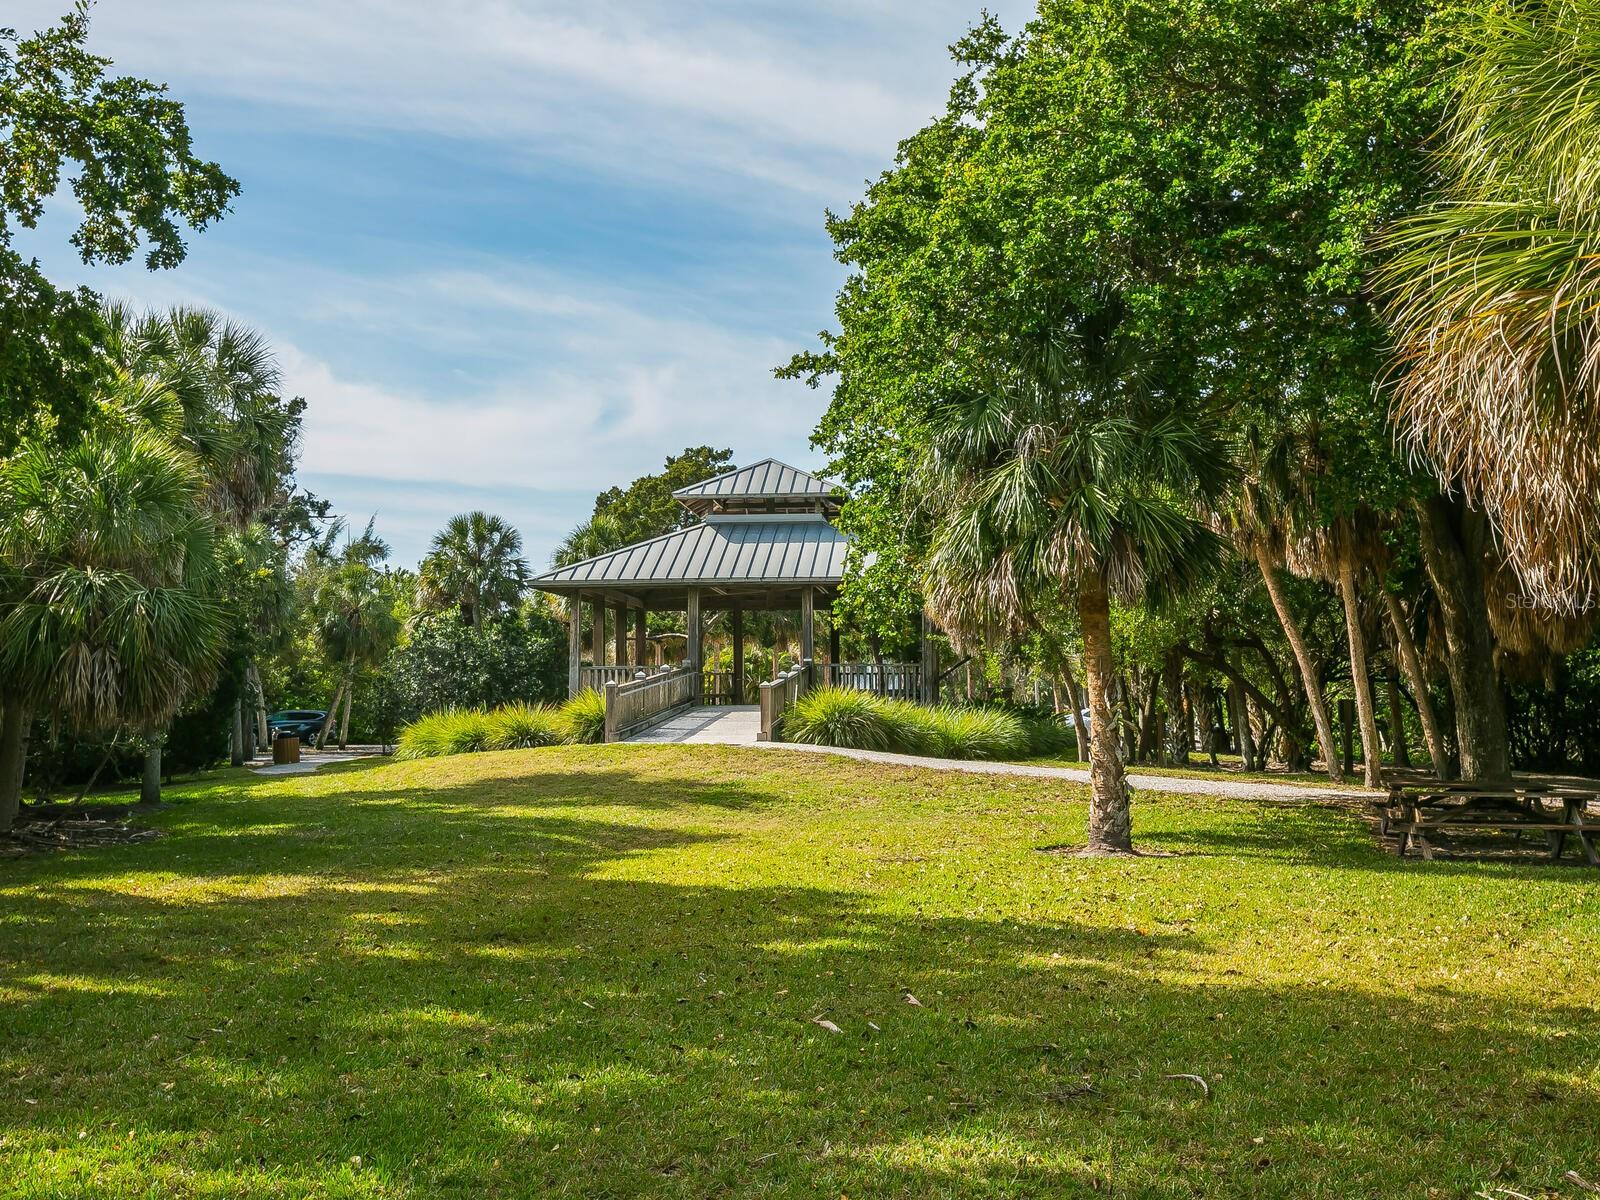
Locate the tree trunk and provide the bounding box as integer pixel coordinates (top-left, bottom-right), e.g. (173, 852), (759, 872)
(1255, 543), (1343, 783)
(140, 740), (162, 805)
(1335, 556), (1384, 788)
(1386, 671), (1411, 770)
(230, 697), (246, 767)
(0, 700), (28, 833)
(338, 685), (354, 749)
(1136, 669), (1161, 763)
(1062, 671), (1090, 764)
(1160, 653), (1187, 765)
(1229, 680), (1256, 771)
(246, 661), (269, 745)
(1381, 589), (1453, 779)
(1196, 686), (1218, 766)
(1079, 573), (1133, 853)
(316, 679), (348, 750)
(1414, 495), (1510, 780)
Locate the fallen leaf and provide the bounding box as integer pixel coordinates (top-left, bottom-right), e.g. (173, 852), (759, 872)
(812, 1017), (843, 1034)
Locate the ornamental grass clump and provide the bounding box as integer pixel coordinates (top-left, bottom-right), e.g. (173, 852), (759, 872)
(395, 711), (458, 760)
(933, 705), (1030, 760)
(487, 702), (567, 750)
(560, 689), (607, 745)
(784, 687), (896, 751)
(879, 699), (952, 757)
(396, 708), (496, 759)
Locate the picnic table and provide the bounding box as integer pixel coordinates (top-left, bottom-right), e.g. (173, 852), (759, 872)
(1376, 773), (1599, 865)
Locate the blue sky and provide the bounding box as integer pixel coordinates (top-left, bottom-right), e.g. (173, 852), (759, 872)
(14, 0), (1034, 567)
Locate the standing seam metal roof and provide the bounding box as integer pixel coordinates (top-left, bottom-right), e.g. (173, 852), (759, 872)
(670, 458), (839, 501)
(531, 515), (848, 588)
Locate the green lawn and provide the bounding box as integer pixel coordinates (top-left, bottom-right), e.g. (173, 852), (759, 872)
(2, 747), (1596, 1198)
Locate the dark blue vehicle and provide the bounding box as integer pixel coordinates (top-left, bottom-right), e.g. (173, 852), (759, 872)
(267, 710), (327, 741)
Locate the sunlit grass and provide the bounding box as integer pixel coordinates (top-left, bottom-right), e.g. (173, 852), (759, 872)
(1, 745), (1595, 1198)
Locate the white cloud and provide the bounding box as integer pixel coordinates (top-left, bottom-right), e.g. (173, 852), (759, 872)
(273, 263), (826, 564)
(11, 0), (1035, 204)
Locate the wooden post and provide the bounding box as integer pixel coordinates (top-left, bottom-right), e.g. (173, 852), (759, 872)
(731, 605), (745, 705)
(603, 681), (619, 743)
(800, 587), (815, 664)
(633, 608), (647, 670)
(687, 588), (703, 704)
(920, 613), (939, 704)
(614, 604), (628, 666)
(568, 595), (583, 697)
(828, 620), (841, 667)
(591, 599), (606, 667)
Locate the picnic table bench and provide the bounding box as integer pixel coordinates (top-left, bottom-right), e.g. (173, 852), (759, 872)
(1374, 773), (1599, 866)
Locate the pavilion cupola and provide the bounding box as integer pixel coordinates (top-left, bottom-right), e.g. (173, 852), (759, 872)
(671, 458), (843, 518)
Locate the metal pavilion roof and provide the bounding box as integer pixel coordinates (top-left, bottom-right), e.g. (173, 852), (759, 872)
(671, 458), (841, 515)
(531, 513), (848, 594)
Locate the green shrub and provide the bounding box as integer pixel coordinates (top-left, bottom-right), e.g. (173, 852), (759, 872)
(443, 708), (495, 755)
(487, 702), (567, 750)
(395, 710), (462, 760)
(784, 687), (895, 751)
(880, 699), (952, 757)
(1020, 712), (1078, 758)
(560, 689), (607, 744)
(399, 705), (550, 759)
(935, 706), (1030, 760)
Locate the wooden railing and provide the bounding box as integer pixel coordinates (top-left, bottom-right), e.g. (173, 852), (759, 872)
(822, 661), (922, 699)
(702, 669), (767, 705)
(758, 659), (813, 742)
(603, 665), (696, 743)
(582, 664), (646, 691)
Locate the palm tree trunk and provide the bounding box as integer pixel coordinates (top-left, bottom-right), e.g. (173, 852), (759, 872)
(1079, 572), (1132, 854)
(1414, 496), (1509, 780)
(141, 740), (162, 805)
(1255, 543), (1343, 783)
(0, 699), (28, 833)
(1335, 557), (1384, 787)
(1381, 589), (1452, 779)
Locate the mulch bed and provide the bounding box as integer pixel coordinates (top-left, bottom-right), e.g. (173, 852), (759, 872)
(1, 802), (163, 857)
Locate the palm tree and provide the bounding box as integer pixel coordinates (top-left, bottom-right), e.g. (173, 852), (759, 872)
(1379, 0), (1600, 613)
(102, 303), (299, 764)
(917, 319), (1230, 854)
(419, 511), (530, 629)
(102, 304), (295, 528)
(551, 512), (625, 569)
(0, 429), (226, 825)
(305, 521), (401, 749)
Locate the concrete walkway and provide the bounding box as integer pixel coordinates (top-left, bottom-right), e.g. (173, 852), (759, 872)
(251, 748), (381, 776)
(752, 742), (1370, 800)
(627, 705), (762, 745)
(622, 705), (1368, 800)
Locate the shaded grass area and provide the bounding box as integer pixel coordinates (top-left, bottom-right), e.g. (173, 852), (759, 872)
(2, 746), (1596, 1198)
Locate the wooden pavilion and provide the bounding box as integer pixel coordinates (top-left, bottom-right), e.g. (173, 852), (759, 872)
(530, 459), (936, 735)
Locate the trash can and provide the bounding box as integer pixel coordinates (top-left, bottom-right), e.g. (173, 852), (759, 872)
(272, 734), (301, 765)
